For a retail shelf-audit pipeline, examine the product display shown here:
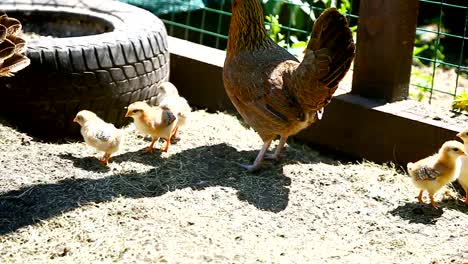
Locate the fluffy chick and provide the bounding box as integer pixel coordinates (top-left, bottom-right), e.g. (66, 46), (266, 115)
(125, 101), (177, 153)
(155, 82), (191, 140)
(407, 140), (465, 208)
(74, 110), (132, 165)
(456, 129), (468, 204)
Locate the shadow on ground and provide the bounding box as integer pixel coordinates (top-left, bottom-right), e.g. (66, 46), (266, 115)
(0, 143), (313, 235)
(389, 199), (468, 225)
(389, 202), (444, 225)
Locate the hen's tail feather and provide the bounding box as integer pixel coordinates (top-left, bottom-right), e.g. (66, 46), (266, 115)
(288, 8), (355, 114)
(307, 8), (355, 89)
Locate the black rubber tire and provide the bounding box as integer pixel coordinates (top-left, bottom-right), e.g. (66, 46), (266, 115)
(0, 0), (170, 139)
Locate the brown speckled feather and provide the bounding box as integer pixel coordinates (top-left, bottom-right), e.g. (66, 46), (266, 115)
(224, 2), (354, 141)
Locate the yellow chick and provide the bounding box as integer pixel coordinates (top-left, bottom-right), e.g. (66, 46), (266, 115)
(456, 129), (468, 204)
(155, 82), (191, 139)
(407, 140), (465, 209)
(125, 101), (177, 153)
(74, 110), (133, 165)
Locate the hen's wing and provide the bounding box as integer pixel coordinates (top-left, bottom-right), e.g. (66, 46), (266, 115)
(224, 44), (306, 128)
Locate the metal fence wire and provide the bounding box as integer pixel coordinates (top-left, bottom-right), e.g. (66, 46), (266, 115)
(120, 0), (468, 110)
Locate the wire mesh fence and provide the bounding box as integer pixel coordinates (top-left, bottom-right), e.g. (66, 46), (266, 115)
(120, 0), (468, 111)
(413, 0), (468, 110)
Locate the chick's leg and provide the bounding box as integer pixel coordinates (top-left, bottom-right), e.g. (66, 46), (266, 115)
(171, 127), (179, 140)
(417, 190), (425, 204)
(145, 138), (158, 154)
(100, 152), (111, 165)
(240, 140), (272, 172)
(162, 137), (171, 152)
(264, 136), (287, 161)
(429, 193), (439, 209)
(464, 192), (468, 205)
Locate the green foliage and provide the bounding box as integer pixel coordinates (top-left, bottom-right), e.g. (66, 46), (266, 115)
(265, 14), (308, 58)
(413, 27), (446, 67)
(409, 68), (433, 102)
(265, 15), (286, 46)
(452, 92), (468, 112)
(263, 0), (354, 59)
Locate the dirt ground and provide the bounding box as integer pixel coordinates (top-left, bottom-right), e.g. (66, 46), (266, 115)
(0, 110), (468, 263)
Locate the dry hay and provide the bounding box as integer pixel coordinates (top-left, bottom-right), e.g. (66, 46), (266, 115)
(0, 110), (467, 263)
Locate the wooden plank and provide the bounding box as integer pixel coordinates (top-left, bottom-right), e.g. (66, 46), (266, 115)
(351, 0), (420, 102)
(168, 37), (462, 166)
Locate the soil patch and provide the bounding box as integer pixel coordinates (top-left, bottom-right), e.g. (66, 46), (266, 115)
(0, 110), (467, 263)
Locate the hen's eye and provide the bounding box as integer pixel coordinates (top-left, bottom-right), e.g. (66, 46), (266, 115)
(132, 109), (139, 113)
(465, 132), (468, 136)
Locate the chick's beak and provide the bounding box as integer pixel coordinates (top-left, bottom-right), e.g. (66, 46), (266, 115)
(73, 117), (78, 123)
(125, 112), (131, 117)
(456, 132), (462, 138)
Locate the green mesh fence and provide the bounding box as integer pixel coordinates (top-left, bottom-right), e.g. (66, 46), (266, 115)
(119, 0), (468, 110)
(412, 0), (468, 110)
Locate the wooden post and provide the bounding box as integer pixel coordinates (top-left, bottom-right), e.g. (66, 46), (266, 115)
(351, 0), (419, 102)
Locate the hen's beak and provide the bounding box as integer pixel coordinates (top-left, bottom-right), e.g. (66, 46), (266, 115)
(457, 132), (462, 138)
(125, 112), (130, 118)
(73, 117), (78, 123)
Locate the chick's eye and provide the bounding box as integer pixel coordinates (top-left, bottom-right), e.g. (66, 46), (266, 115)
(465, 132), (468, 136)
(132, 109), (139, 113)
(453, 147), (459, 152)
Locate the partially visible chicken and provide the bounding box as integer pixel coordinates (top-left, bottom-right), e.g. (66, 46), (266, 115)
(155, 82), (191, 140)
(74, 110), (133, 165)
(0, 11), (30, 77)
(223, 1), (355, 171)
(125, 101), (177, 153)
(407, 140), (465, 208)
(456, 129), (468, 204)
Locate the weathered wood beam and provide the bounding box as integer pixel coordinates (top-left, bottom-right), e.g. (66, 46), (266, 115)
(351, 0), (420, 102)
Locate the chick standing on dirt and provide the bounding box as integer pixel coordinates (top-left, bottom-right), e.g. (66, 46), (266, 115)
(74, 110), (133, 165)
(407, 140), (465, 208)
(155, 82), (191, 140)
(456, 129), (468, 205)
(125, 101), (177, 154)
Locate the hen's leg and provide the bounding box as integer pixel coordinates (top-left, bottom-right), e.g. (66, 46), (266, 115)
(264, 136), (287, 161)
(417, 190), (424, 204)
(240, 140), (272, 172)
(145, 138), (158, 154)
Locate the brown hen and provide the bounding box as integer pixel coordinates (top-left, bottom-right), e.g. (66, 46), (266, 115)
(0, 11), (30, 77)
(223, 1), (355, 171)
